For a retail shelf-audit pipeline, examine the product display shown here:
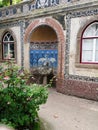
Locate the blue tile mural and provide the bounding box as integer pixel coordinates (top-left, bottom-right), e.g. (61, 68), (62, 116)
(30, 50), (58, 68)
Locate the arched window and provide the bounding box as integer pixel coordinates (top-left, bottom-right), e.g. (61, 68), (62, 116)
(81, 22), (98, 63)
(2, 32), (15, 60)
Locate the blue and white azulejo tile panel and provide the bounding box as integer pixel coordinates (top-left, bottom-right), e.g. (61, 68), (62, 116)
(30, 50), (58, 68)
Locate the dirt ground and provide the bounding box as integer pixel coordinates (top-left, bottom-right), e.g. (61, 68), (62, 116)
(39, 88), (98, 130)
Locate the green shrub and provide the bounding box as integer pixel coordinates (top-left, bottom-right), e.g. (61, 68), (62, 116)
(0, 61), (48, 130)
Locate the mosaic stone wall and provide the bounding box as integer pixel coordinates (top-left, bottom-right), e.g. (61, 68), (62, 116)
(65, 8), (98, 82)
(0, 21), (24, 67)
(56, 78), (98, 100)
(56, 3), (98, 100)
(0, 0), (98, 100)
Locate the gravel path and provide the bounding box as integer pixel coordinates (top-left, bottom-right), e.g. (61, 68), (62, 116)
(39, 88), (98, 130)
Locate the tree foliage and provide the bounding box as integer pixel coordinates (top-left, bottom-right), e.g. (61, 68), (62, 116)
(0, 0), (22, 7)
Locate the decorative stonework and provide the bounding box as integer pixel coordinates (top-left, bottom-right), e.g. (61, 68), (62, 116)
(0, 0), (60, 19)
(24, 17), (65, 78)
(23, 4), (29, 13)
(65, 8), (98, 83)
(56, 78), (98, 100)
(0, 21), (24, 68)
(0, 0), (86, 19)
(35, 0), (59, 8)
(20, 21), (24, 68)
(65, 15), (71, 76)
(53, 15), (65, 30)
(30, 41), (58, 50)
(70, 9), (98, 18)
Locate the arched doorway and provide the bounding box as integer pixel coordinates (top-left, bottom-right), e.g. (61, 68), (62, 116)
(29, 25), (58, 84)
(24, 17), (65, 85)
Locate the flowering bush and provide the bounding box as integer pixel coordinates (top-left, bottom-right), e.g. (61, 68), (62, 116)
(0, 61), (48, 130)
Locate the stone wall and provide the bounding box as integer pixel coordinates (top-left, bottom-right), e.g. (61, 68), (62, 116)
(69, 16), (98, 77)
(57, 78), (98, 100)
(57, 2), (98, 100)
(0, 0), (98, 100)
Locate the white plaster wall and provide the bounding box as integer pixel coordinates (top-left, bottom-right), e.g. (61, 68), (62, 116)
(69, 17), (79, 75)
(11, 26), (21, 67)
(69, 16), (98, 77)
(0, 29), (4, 40)
(0, 29), (5, 59)
(24, 42), (30, 70)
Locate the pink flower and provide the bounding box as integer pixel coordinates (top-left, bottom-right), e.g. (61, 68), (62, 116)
(4, 76), (10, 80)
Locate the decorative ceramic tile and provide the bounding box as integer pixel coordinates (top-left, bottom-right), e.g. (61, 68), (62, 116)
(30, 49), (58, 68)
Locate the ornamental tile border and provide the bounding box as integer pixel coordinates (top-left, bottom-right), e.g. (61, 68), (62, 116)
(0, 0), (59, 19)
(20, 21), (24, 68)
(65, 8), (98, 82)
(1, 0), (97, 19)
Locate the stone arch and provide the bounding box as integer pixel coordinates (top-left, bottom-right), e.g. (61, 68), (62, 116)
(2, 29), (17, 42)
(24, 17), (65, 78)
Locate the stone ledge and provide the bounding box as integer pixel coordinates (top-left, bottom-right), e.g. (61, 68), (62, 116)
(75, 63), (98, 69)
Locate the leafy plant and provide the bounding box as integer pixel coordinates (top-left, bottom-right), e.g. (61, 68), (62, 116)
(0, 61), (48, 130)
(0, 0), (22, 7)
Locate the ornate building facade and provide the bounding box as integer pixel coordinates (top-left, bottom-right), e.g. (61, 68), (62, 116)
(0, 0), (98, 100)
